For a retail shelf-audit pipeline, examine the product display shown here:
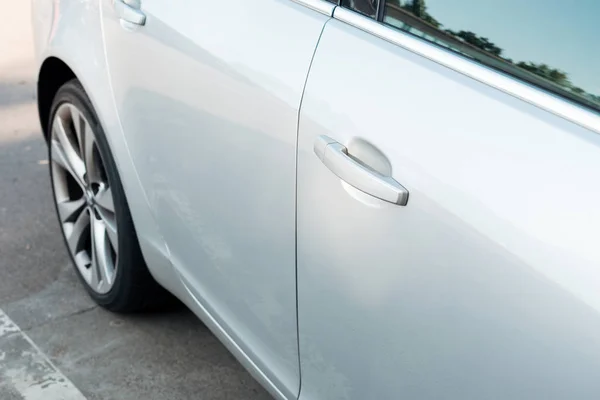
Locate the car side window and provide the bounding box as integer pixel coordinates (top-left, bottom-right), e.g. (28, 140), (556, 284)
(341, 0), (380, 19)
(381, 0), (600, 113)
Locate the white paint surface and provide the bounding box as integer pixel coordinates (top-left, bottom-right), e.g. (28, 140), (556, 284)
(0, 309), (87, 400)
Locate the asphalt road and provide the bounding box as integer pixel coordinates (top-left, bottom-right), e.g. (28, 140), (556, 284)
(0, 1), (271, 399)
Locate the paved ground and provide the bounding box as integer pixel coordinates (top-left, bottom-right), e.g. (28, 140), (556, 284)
(0, 1), (271, 399)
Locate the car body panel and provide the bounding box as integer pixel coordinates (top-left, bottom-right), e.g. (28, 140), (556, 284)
(99, 0), (331, 397)
(32, 1), (600, 399)
(296, 17), (600, 400)
(30, 0), (319, 398)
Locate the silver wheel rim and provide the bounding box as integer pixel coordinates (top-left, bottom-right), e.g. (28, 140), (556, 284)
(50, 103), (118, 294)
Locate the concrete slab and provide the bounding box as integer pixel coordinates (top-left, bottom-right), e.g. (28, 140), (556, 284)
(25, 306), (271, 400)
(0, 310), (87, 399)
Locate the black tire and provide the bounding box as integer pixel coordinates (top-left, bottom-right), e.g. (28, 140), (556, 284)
(48, 79), (164, 312)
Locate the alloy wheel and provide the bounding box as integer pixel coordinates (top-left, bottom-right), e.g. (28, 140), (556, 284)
(50, 103), (118, 294)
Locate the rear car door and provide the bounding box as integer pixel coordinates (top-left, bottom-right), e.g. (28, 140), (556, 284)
(297, 1), (600, 399)
(100, 0), (334, 398)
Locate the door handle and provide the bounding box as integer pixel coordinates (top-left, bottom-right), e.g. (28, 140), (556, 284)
(114, 0), (146, 26)
(314, 135), (409, 206)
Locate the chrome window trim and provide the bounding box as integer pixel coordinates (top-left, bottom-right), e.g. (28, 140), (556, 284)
(290, 0), (336, 16)
(333, 7), (600, 134)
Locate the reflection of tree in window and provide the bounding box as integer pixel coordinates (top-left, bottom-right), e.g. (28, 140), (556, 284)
(445, 30), (502, 57)
(341, 0), (378, 18)
(383, 0), (599, 110)
(517, 62), (569, 86)
(400, 0), (440, 27)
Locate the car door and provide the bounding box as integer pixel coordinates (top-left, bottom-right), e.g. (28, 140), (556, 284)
(100, 0), (334, 398)
(297, 1), (600, 399)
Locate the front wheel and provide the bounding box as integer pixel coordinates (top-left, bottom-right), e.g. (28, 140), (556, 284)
(48, 79), (163, 312)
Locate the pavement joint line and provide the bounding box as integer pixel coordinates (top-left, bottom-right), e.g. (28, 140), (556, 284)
(19, 305), (99, 334)
(0, 308), (88, 400)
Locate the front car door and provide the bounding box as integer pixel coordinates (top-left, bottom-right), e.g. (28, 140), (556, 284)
(100, 0), (334, 398)
(298, 1), (600, 398)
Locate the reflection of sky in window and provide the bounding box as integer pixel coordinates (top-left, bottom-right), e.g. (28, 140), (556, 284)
(425, 0), (600, 96)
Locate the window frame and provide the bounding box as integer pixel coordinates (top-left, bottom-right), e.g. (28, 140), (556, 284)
(330, 0), (385, 20)
(376, 1), (599, 114)
(332, 5), (600, 133)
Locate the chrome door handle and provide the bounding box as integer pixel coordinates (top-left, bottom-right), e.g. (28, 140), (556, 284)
(114, 0), (146, 26)
(314, 135), (409, 206)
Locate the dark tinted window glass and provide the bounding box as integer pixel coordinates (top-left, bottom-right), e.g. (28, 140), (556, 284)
(383, 0), (600, 112)
(342, 0), (379, 19)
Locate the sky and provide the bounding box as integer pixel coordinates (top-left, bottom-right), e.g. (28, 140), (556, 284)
(424, 0), (599, 96)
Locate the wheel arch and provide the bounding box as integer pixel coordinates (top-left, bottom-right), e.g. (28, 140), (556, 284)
(37, 56), (77, 141)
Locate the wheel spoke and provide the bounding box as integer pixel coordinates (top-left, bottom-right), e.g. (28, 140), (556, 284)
(52, 117), (86, 188)
(73, 251), (93, 285)
(50, 139), (70, 171)
(95, 205), (118, 253)
(66, 208), (90, 254)
(88, 237), (100, 291)
(95, 187), (115, 213)
(91, 215), (114, 291)
(68, 104), (85, 151)
(74, 251), (91, 268)
(81, 120), (102, 185)
(104, 213), (118, 252)
(69, 105), (85, 151)
(95, 186), (118, 251)
(89, 216), (101, 290)
(57, 197), (86, 223)
(51, 139), (85, 190)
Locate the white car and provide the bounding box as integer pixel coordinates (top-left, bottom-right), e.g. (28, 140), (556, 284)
(32, 0), (600, 399)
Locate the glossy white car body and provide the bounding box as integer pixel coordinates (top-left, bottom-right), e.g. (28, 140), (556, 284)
(32, 0), (600, 399)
